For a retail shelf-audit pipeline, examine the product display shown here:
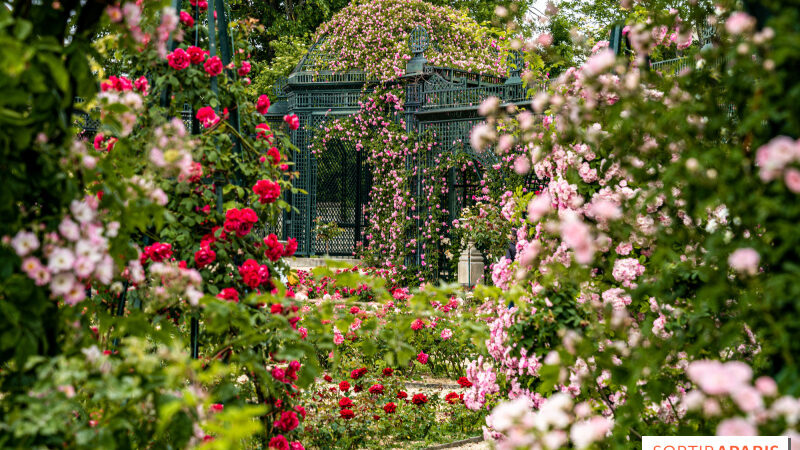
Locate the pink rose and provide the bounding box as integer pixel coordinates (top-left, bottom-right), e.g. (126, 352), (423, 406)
(728, 248), (760, 275)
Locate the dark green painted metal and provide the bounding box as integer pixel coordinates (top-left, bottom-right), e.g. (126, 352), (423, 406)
(206, 1), (218, 95)
(160, 0), (184, 110)
(190, 316), (200, 359)
(610, 24), (625, 56)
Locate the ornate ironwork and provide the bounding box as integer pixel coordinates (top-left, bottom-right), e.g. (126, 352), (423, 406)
(410, 26), (430, 55)
(507, 50), (524, 78)
(272, 76), (288, 99)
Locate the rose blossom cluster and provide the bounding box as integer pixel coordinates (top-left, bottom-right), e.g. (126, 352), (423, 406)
(264, 234), (298, 262)
(96, 86), (145, 138)
(611, 257), (645, 288)
(12, 196), (117, 305)
(167, 45), (211, 70)
(101, 75), (148, 96)
(683, 360), (800, 440)
(755, 135), (800, 193)
(461, 9), (677, 426)
(148, 118), (197, 180)
(145, 261), (204, 307)
(223, 207), (258, 237)
(140, 242), (173, 265)
(129, 175), (169, 206)
(484, 394), (611, 450)
(253, 179), (281, 204)
(238, 259), (270, 290)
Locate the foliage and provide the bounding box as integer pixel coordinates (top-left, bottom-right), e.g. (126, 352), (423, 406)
(247, 34), (310, 98)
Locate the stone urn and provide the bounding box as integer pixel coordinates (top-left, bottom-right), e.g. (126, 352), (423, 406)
(457, 241), (484, 286)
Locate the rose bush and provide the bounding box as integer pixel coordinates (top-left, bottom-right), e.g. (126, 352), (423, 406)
(461, 0), (800, 447)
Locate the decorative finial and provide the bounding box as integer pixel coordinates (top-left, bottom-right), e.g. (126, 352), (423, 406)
(508, 50), (524, 78)
(410, 26), (430, 55)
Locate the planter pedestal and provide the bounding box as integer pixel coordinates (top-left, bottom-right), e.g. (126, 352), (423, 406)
(457, 242), (484, 286)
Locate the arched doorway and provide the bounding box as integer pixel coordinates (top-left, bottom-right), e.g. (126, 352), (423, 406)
(448, 159), (482, 223)
(312, 139), (371, 256)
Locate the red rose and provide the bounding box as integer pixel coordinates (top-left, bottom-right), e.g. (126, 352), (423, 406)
(338, 397), (353, 409)
(179, 10), (194, 27)
(238, 61), (251, 77)
(287, 361), (301, 381)
(350, 367), (367, 380)
(257, 95), (271, 114)
(289, 442), (304, 450)
(324, 374), (333, 382)
(167, 48), (190, 70)
(194, 246), (216, 268)
(240, 208), (258, 223)
(457, 377), (472, 388)
(210, 403), (224, 412)
(339, 409), (354, 420)
(267, 147), (281, 165)
(283, 238), (298, 257)
(339, 381), (350, 392)
(383, 402), (397, 414)
(445, 392), (461, 404)
(187, 45), (206, 64)
(273, 411), (299, 432)
(204, 55), (223, 76)
(217, 288), (239, 303)
(397, 391), (408, 399)
(196, 106), (219, 128)
(294, 405), (307, 420)
(263, 233), (284, 262)
(133, 76), (148, 95)
(272, 367), (286, 382)
(239, 258), (268, 288)
(237, 220), (254, 237)
(101, 75), (132, 92)
(267, 435), (289, 450)
(368, 384), (384, 395)
(350, 306), (360, 314)
(283, 113), (300, 130)
(256, 123), (274, 141)
(141, 242), (173, 264)
(411, 393), (428, 405)
(382, 368), (394, 377)
(253, 179), (281, 204)
(189, 0), (208, 10)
